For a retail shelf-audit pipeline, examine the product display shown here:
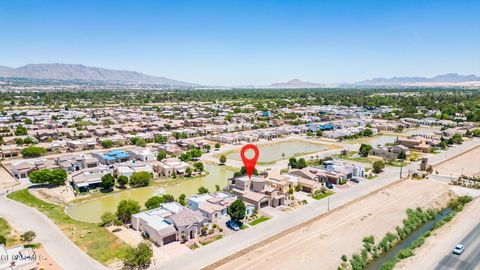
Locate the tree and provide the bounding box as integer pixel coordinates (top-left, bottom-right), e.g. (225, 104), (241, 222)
(177, 194), (186, 206)
(215, 184), (221, 192)
(163, 194), (175, 202)
(156, 150), (167, 161)
(116, 199), (141, 224)
(123, 242), (153, 270)
(131, 137), (147, 147)
(233, 166), (258, 177)
(297, 158), (307, 169)
(185, 167), (193, 177)
(397, 151), (406, 160)
(101, 174), (115, 190)
(227, 199), (246, 222)
(451, 133), (463, 144)
(288, 157), (298, 169)
(48, 168), (68, 185)
(28, 169), (51, 184)
(372, 160), (385, 174)
(100, 211), (116, 226)
(101, 139), (114, 148)
(316, 130), (323, 137)
(144, 196), (165, 210)
(20, 231), (36, 243)
(28, 168), (67, 185)
(219, 155), (227, 165)
(21, 145), (46, 157)
(215, 143), (221, 149)
(198, 186), (209, 195)
(14, 125), (28, 136)
(362, 128), (373, 137)
(194, 162), (204, 172)
(154, 135), (167, 144)
(117, 175), (129, 188)
(0, 235), (6, 246)
(359, 144), (372, 157)
(129, 172), (151, 187)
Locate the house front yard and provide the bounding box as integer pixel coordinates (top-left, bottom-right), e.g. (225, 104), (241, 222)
(248, 216), (270, 226)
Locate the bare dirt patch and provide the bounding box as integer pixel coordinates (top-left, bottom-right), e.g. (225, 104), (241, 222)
(434, 146), (480, 178)
(215, 179), (453, 270)
(0, 166), (18, 189)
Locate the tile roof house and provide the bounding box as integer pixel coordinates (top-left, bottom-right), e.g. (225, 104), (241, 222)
(131, 202), (209, 247)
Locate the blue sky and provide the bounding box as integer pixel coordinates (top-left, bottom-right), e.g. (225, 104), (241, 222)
(0, 0), (479, 85)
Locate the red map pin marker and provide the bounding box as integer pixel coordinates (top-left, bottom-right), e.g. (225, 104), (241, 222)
(240, 144), (259, 179)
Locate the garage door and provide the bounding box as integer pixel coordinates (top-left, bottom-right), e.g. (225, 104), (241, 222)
(163, 234), (176, 245)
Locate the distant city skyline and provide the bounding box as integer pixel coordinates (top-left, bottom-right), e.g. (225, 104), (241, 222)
(1, 0), (479, 85)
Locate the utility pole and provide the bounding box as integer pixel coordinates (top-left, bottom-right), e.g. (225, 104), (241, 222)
(327, 197), (330, 211)
(400, 160), (403, 179)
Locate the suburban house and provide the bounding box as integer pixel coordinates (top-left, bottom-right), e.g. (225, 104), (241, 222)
(396, 136), (437, 153)
(126, 148), (157, 162)
(10, 159), (58, 180)
(92, 150), (131, 165)
(131, 202), (209, 247)
(56, 155), (99, 173)
(152, 158), (188, 177)
(370, 145), (409, 160)
(70, 166), (111, 191)
(228, 176), (286, 209)
(187, 192), (237, 223)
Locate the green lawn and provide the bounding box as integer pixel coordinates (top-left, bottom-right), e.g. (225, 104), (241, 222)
(241, 224), (248, 230)
(313, 191), (335, 200)
(7, 189), (129, 265)
(200, 235), (222, 245)
(0, 217), (20, 247)
(248, 216), (270, 226)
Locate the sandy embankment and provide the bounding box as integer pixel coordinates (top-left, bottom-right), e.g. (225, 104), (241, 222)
(215, 179), (453, 270)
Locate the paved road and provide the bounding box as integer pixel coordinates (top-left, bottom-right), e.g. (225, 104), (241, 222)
(0, 183), (107, 269)
(156, 138), (480, 270)
(435, 223), (480, 270)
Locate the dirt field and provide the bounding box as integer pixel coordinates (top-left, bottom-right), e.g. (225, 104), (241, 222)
(434, 146), (480, 178)
(215, 179), (453, 270)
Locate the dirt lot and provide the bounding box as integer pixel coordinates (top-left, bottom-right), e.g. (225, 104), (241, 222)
(434, 146), (480, 178)
(215, 179), (453, 270)
(0, 166), (18, 189)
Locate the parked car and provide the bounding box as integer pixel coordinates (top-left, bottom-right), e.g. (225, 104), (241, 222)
(325, 182), (334, 189)
(452, 244), (464, 255)
(350, 177), (360, 183)
(226, 220), (240, 231)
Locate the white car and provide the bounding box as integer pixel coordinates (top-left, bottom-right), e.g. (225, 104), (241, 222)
(452, 244), (464, 255)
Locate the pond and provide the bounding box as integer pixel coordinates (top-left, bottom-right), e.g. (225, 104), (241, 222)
(346, 135), (398, 147)
(226, 140), (328, 163)
(66, 163), (234, 223)
(402, 126), (441, 136)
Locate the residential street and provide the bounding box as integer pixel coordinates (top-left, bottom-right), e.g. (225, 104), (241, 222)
(157, 139), (480, 270)
(0, 183), (107, 269)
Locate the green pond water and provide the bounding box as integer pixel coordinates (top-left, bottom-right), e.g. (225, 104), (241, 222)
(226, 140), (327, 163)
(66, 140), (329, 222)
(66, 163), (234, 223)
